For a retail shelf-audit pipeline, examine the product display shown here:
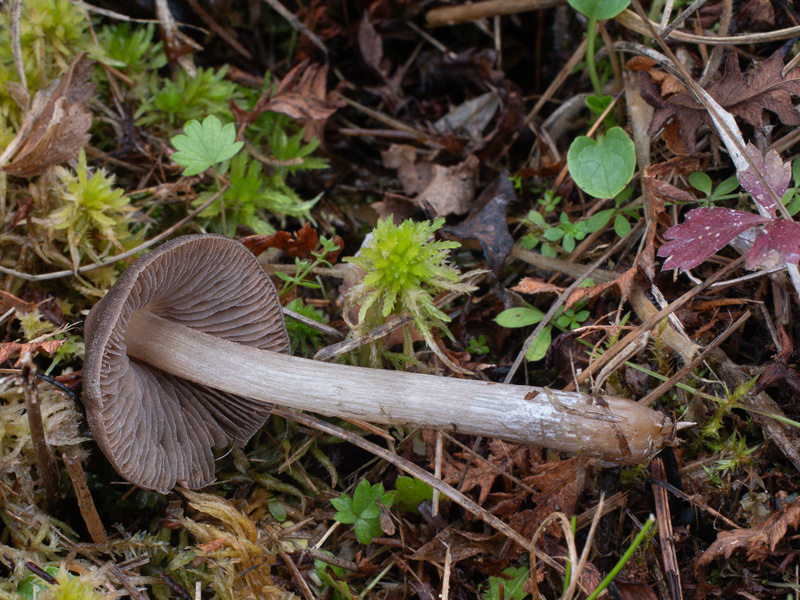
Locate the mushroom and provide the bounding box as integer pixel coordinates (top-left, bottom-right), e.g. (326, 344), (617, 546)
(84, 234), (673, 493)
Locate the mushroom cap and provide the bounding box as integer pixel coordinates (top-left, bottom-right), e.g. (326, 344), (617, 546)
(83, 234), (290, 493)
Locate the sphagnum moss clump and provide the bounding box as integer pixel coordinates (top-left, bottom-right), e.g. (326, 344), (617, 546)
(344, 216), (477, 371)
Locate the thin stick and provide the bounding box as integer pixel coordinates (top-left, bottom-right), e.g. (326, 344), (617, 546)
(10, 0), (27, 105)
(19, 353), (61, 511)
(63, 453), (109, 544)
(426, 0), (565, 27)
(658, 0), (708, 38)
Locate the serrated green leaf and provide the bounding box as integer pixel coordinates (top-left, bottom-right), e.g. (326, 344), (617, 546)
(495, 307), (545, 328)
(567, 127), (635, 199)
(567, 0), (630, 20)
(171, 115), (244, 176)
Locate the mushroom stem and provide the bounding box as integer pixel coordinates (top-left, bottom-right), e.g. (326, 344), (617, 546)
(125, 310), (671, 464)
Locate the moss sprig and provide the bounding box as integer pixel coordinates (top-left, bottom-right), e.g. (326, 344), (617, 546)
(344, 216), (477, 371)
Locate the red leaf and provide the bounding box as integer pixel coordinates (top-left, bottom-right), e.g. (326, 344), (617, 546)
(658, 208), (766, 271)
(746, 218), (800, 268)
(738, 143), (792, 216)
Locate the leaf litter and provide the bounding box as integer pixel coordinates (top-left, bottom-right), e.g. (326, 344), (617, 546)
(2, 1), (800, 598)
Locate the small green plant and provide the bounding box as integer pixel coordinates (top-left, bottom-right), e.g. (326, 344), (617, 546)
(171, 114), (244, 177)
(689, 172), (740, 207)
(566, 0), (630, 96)
(98, 23), (166, 73)
(393, 476), (436, 514)
(567, 127), (636, 200)
(538, 189), (562, 213)
(703, 432), (758, 484)
(494, 299), (591, 361)
(466, 335), (490, 355)
(585, 187), (639, 238)
(331, 479), (394, 545)
(543, 211), (591, 253)
(480, 566), (530, 600)
(781, 158), (800, 215)
(277, 235), (341, 297)
(344, 217), (477, 370)
(284, 298), (328, 356)
(49, 149), (133, 270)
(586, 94), (616, 128)
(138, 65), (240, 128)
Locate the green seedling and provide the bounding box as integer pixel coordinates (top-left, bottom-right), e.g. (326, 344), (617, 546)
(466, 335), (490, 355)
(567, 126), (636, 200)
(543, 211), (590, 253)
(566, 0), (630, 96)
(538, 189), (562, 213)
(586, 187), (639, 237)
(171, 115), (243, 177)
(494, 300), (591, 362)
(520, 209), (590, 257)
(780, 158), (800, 215)
(393, 476), (435, 513)
(277, 235), (341, 297)
(586, 93), (616, 128)
(688, 172), (740, 207)
(480, 566), (530, 600)
(331, 479), (394, 545)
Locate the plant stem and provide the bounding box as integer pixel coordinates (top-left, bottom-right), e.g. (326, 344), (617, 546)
(586, 14), (602, 96)
(124, 310), (673, 464)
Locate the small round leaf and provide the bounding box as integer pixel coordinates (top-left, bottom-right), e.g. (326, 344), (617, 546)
(567, 127), (636, 199)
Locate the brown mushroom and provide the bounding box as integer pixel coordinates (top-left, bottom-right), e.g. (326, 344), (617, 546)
(84, 234), (673, 493)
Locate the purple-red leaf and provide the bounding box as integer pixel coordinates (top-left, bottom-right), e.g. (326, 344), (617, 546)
(738, 143), (792, 216)
(658, 208), (766, 271)
(746, 218), (800, 268)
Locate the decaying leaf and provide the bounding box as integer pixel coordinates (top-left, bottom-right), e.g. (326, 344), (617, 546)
(644, 52), (800, 154)
(410, 529), (508, 564)
(658, 208), (767, 271)
(0, 340), (65, 366)
(0, 53), (95, 178)
(511, 278), (564, 296)
(444, 173), (516, 275)
(231, 60), (342, 143)
(746, 218), (800, 269)
(696, 497), (800, 571)
(381, 145), (479, 216)
(241, 222), (343, 261)
(737, 143), (792, 216)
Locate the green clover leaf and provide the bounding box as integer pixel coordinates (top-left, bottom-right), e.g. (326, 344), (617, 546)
(171, 115), (243, 176)
(567, 127), (635, 199)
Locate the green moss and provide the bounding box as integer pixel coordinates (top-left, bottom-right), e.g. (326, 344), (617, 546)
(344, 217), (476, 369)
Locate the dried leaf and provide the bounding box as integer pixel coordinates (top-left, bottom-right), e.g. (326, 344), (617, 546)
(0, 290), (36, 314)
(658, 208), (767, 271)
(231, 60), (342, 143)
(696, 498), (800, 570)
(417, 156), (479, 216)
(645, 52), (800, 154)
(0, 340), (65, 366)
(410, 529), (507, 563)
(241, 223), (343, 261)
(511, 278), (564, 295)
(444, 173), (516, 275)
(565, 264), (637, 308)
(1, 53), (95, 177)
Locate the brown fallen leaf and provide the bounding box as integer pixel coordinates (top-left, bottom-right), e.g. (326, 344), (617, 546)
(0, 340), (65, 366)
(381, 145), (479, 216)
(230, 60), (342, 143)
(410, 529), (508, 564)
(696, 496), (800, 574)
(644, 51), (800, 154)
(241, 223), (343, 262)
(444, 173), (516, 275)
(1, 53), (94, 178)
(511, 278), (564, 296)
(0, 290), (37, 314)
